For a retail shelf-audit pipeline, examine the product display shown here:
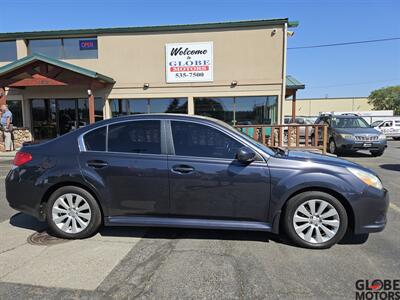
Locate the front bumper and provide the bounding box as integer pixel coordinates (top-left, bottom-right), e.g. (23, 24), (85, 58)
(336, 137), (387, 151)
(350, 187), (389, 234)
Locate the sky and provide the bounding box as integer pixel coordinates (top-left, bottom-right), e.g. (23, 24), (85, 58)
(0, 0), (399, 99)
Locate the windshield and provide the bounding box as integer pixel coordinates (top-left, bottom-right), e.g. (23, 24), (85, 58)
(370, 121), (383, 127)
(331, 117), (370, 128)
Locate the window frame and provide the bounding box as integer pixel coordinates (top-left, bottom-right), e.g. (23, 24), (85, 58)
(79, 119), (167, 156)
(166, 119), (265, 162)
(28, 37), (98, 59)
(78, 118), (269, 161)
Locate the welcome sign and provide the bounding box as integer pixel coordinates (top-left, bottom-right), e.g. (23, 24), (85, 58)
(165, 42), (213, 83)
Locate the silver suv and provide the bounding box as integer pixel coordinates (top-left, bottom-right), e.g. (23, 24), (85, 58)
(314, 114), (387, 156)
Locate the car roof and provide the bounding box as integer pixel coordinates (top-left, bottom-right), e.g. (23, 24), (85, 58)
(91, 113), (234, 130)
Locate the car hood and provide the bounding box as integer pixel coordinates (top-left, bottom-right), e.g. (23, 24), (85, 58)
(285, 150), (360, 168)
(333, 127), (380, 135)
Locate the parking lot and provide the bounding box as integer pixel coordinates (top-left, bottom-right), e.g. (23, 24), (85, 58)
(0, 141), (399, 299)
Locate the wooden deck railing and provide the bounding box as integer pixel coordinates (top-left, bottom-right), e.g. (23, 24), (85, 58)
(234, 124), (328, 154)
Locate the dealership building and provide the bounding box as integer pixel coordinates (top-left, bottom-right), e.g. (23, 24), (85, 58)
(0, 18), (303, 144)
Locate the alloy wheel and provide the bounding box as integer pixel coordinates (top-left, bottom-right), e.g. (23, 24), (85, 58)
(51, 193), (92, 234)
(329, 140), (336, 154)
(292, 199), (340, 244)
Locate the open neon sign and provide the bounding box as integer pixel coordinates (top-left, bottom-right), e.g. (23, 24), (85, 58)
(79, 40), (97, 50)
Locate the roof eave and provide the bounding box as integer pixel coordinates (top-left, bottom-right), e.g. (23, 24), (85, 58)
(0, 18), (292, 40)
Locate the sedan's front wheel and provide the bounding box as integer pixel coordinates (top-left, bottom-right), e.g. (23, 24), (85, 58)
(283, 191), (348, 249)
(46, 186), (102, 239)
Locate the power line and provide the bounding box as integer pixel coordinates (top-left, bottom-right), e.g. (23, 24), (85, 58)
(306, 79), (400, 89)
(288, 37), (400, 50)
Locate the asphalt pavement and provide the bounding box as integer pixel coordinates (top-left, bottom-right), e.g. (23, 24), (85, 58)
(0, 141), (399, 299)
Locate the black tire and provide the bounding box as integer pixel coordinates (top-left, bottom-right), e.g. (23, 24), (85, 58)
(46, 186), (102, 239)
(392, 137), (400, 141)
(370, 150), (384, 157)
(328, 138), (338, 155)
(283, 191), (348, 249)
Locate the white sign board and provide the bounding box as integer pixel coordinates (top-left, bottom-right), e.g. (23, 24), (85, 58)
(165, 42), (213, 83)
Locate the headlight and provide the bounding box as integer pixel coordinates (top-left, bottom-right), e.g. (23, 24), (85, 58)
(378, 134), (386, 140)
(339, 134), (354, 139)
(347, 167), (383, 190)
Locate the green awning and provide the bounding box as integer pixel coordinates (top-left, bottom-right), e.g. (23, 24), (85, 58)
(286, 75), (305, 90)
(0, 53), (115, 84)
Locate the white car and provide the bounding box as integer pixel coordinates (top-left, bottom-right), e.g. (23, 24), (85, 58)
(371, 119), (400, 140)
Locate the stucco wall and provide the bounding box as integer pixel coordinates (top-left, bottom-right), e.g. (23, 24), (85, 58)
(283, 97), (372, 117)
(2, 24), (286, 130)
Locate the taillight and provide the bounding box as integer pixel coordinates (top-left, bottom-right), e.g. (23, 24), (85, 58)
(13, 152), (32, 167)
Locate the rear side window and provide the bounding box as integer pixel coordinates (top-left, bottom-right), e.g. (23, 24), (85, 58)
(108, 120), (161, 154)
(84, 126), (106, 151)
(171, 121), (243, 159)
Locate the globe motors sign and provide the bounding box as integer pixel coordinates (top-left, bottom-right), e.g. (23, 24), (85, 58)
(166, 42), (213, 83)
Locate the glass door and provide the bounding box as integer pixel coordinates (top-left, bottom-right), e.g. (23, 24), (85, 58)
(31, 98), (93, 139)
(31, 99), (57, 140)
(57, 99), (78, 135)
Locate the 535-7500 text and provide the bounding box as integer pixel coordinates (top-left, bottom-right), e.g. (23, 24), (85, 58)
(175, 72), (205, 78)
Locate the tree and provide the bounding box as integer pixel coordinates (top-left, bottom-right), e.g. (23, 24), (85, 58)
(368, 85), (400, 114)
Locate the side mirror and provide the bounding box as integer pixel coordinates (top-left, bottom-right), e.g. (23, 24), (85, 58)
(236, 147), (256, 164)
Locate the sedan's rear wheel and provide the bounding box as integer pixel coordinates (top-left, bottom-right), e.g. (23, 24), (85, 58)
(284, 191), (348, 249)
(46, 186), (102, 239)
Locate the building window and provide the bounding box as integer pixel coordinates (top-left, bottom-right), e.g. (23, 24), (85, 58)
(63, 38), (98, 59)
(110, 98), (188, 117)
(28, 37), (98, 59)
(194, 96), (278, 126)
(0, 41), (17, 62)
(6, 100), (23, 127)
(194, 97), (234, 124)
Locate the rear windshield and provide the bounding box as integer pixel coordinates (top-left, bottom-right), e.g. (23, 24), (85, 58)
(331, 117), (370, 128)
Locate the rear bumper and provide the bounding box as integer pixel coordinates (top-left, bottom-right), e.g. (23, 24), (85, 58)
(5, 168), (45, 221)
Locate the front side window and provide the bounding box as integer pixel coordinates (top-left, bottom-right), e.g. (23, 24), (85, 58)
(0, 41), (17, 62)
(108, 120), (161, 154)
(171, 121), (243, 159)
(84, 126), (106, 151)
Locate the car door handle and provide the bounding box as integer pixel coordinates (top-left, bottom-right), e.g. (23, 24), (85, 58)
(87, 160), (108, 169)
(171, 165), (195, 174)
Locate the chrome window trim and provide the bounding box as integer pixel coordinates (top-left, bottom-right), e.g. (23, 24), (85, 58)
(78, 117), (270, 162)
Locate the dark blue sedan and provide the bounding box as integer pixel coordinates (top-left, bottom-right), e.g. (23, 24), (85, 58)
(5, 114), (389, 249)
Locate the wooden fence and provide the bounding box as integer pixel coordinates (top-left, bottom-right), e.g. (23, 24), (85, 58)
(234, 124), (328, 154)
